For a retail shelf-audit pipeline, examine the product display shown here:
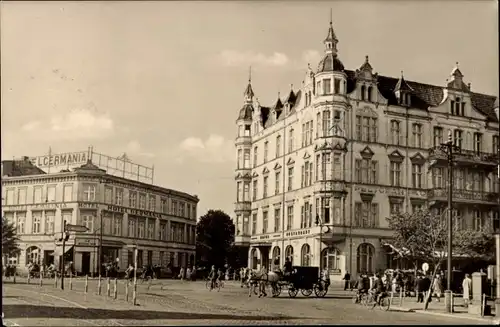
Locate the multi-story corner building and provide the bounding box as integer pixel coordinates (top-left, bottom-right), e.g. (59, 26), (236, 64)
(2, 158), (198, 275)
(233, 19), (499, 281)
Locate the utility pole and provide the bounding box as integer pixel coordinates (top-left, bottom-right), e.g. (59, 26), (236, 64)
(99, 212), (103, 278)
(61, 220), (67, 290)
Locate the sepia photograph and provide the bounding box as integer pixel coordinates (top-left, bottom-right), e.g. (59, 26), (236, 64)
(1, 0), (499, 325)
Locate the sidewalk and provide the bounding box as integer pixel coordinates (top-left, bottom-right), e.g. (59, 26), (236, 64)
(390, 295), (497, 323)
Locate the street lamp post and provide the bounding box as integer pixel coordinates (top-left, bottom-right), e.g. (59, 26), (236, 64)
(98, 212), (103, 277)
(493, 106), (500, 314)
(436, 130), (459, 313)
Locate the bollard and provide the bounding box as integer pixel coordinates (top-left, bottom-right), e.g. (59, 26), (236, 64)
(125, 281), (129, 302)
(390, 290), (394, 307)
(107, 277), (111, 297)
(27, 274), (30, 284)
(132, 280), (137, 306)
(13, 273), (16, 284)
(113, 279), (117, 299)
(481, 293), (486, 317)
(148, 277), (152, 290)
(69, 272), (73, 290)
(39, 274), (43, 287)
(84, 275), (88, 293)
(98, 276), (102, 295)
(54, 275), (58, 288)
(451, 292), (455, 313)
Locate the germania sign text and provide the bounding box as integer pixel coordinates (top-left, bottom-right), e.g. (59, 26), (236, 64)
(30, 152), (88, 168)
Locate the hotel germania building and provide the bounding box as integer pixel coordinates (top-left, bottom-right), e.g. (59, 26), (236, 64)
(233, 19), (500, 281)
(2, 155), (198, 275)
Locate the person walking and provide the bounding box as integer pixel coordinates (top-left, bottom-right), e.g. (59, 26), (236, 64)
(343, 271), (351, 291)
(462, 274), (472, 307)
(432, 274), (443, 302)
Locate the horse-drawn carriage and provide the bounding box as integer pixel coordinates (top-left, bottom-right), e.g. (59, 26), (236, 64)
(249, 266), (329, 298)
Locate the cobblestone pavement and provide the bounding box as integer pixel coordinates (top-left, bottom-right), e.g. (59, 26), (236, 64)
(2, 279), (487, 325)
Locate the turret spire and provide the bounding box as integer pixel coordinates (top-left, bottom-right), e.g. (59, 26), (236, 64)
(243, 66), (254, 103)
(324, 10), (338, 56)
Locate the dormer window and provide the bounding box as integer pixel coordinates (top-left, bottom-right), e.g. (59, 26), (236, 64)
(334, 79), (340, 94)
(454, 129), (463, 149)
(367, 86), (372, 102)
(334, 110), (341, 121)
(399, 92), (411, 106)
(244, 125), (251, 137)
(360, 85), (366, 101)
(450, 97), (465, 116)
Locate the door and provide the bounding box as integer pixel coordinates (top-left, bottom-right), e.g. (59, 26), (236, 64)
(81, 252), (91, 276)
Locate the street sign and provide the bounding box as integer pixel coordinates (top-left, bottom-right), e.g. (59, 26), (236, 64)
(422, 262), (429, 272)
(65, 224), (89, 233)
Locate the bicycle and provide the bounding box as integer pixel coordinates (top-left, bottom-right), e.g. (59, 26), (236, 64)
(206, 278), (222, 292)
(351, 289), (368, 304)
(363, 290), (390, 311)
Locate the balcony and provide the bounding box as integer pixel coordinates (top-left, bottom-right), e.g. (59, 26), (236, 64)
(428, 146), (497, 168)
(234, 201), (251, 212)
(427, 188), (499, 205)
(313, 180), (347, 194)
(234, 234), (251, 246)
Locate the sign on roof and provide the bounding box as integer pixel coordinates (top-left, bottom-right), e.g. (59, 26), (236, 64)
(30, 151), (88, 168)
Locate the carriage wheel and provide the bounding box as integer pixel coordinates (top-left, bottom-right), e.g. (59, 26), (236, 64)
(288, 287), (298, 298)
(314, 284), (328, 298)
(379, 296), (390, 311)
(205, 279), (211, 289)
(301, 288), (313, 297)
(271, 283), (281, 297)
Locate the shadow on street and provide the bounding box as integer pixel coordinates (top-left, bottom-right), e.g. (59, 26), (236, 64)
(3, 304), (304, 321)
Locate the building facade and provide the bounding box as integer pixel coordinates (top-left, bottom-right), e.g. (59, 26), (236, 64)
(233, 20), (500, 280)
(2, 159), (198, 275)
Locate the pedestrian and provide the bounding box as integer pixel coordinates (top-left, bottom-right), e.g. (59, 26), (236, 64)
(179, 267), (185, 280)
(432, 274), (443, 301)
(186, 267), (192, 280)
(416, 275), (424, 303)
(462, 274), (472, 307)
(343, 271), (351, 291)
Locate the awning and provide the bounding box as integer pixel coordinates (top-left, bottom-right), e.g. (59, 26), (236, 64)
(252, 243), (272, 248)
(51, 245), (74, 256)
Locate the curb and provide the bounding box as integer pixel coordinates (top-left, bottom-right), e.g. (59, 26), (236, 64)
(390, 306), (415, 313)
(413, 309), (496, 323)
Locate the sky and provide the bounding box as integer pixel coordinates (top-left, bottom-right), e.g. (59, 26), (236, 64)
(1, 1), (498, 218)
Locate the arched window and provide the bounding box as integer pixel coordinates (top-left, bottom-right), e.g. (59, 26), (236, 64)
(367, 86), (372, 102)
(250, 248), (258, 270)
(360, 85), (366, 101)
(272, 246), (281, 265)
(301, 244), (311, 266)
(26, 246), (41, 265)
(321, 247), (341, 272)
(356, 243), (374, 274)
(285, 245), (294, 265)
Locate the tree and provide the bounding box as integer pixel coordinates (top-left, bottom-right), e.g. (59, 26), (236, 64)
(2, 216), (20, 259)
(385, 209), (493, 310)
(196, 210), (235, 268)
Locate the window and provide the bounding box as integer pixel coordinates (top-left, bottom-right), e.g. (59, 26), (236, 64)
(192, 205), (196, 220)
(45, 211), (55, 234)
(253, 146), (258, 167)
(316, 154), (321, 181)
(322, 110), (331, 137)
(252, 213), (257, 235)
(453, 209), (465, 230)
(243, 182), (250, 201)
(263, 176), (268, 198)
(113, 214), (122, 236)
(83, 184), (96, 202)
(287, 167), (294, 191)
(323, 79), (331, 94)
(160, 223), (168, 241)
(412, 123), (422, 148)
(432, 167), (445, 188)
(62, 211), (72, 231)
(130, 191), (137, 208)
(367, 86), (372, 102)
(390, 120), (401, 145)
(390, 202), (402, 215)
(17, 188), (27, 205)
(286, 205), (293, 230)
(454, 129), (463, 149)
(264, 141), (269, 163)
(136, 193), (145, 209)
(128, 217), (136, 238)
(274, 208), (281, 232)
(276, 135), (281, 158)
(262, 210), (268, 233)
(16, 212), (26, 234)
(433, 127), (443, 147)
(321, 248), (340, 271)
(149, 195), (156, 211)
(80, 214), (94, 233)
(252, 180), (258, 201)
(493, 136), (499, 155)
(243, 149), (250, 168)
(412, 164), (423, 188)
(360, 85), (365, 101)
(172, 201), (178, 215)
(354, 202), (378, 228)
(179, 202), (185, 217)
(33, 186), (42, 204)
(451, 97), (465, 116)
(334, 79), (340, 94)
(473, 133), (482, 153)
(321, 197), (331, 224)
(301, 244), (311, 266)
(333, 153), (341, 180)
(63, 184), (73, 202)
(104, 186), (113, 204)
(32, 211), (41, 234)
(138, 219), (145, 238)
(103, 212), (112, 235)
(332, 197), (341, 224)
(147, 219), (155, 239)
(26, 246), (41, 265)
(273, 172), (280, 195)
(354, 159), (378, 184)
(355, 115), (378, 142)
(288, 129), (294, 153)
(316, 113), (321, 138)
(357, 243), (374, 274)
(160, 198), (168, 213)
(237, 149), (242, 169)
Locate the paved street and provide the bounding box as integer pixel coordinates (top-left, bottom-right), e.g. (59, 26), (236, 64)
(2, 279), (488, 325)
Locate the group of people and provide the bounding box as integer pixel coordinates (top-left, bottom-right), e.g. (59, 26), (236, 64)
(207, 265), (225, 290)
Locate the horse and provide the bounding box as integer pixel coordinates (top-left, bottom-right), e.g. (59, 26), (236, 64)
(247, 269), (281, 298)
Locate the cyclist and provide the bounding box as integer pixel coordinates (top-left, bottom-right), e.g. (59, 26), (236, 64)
(354, 272), (370, 303)
(217, 268), (224, 287)
(371, 273), (386, 306)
